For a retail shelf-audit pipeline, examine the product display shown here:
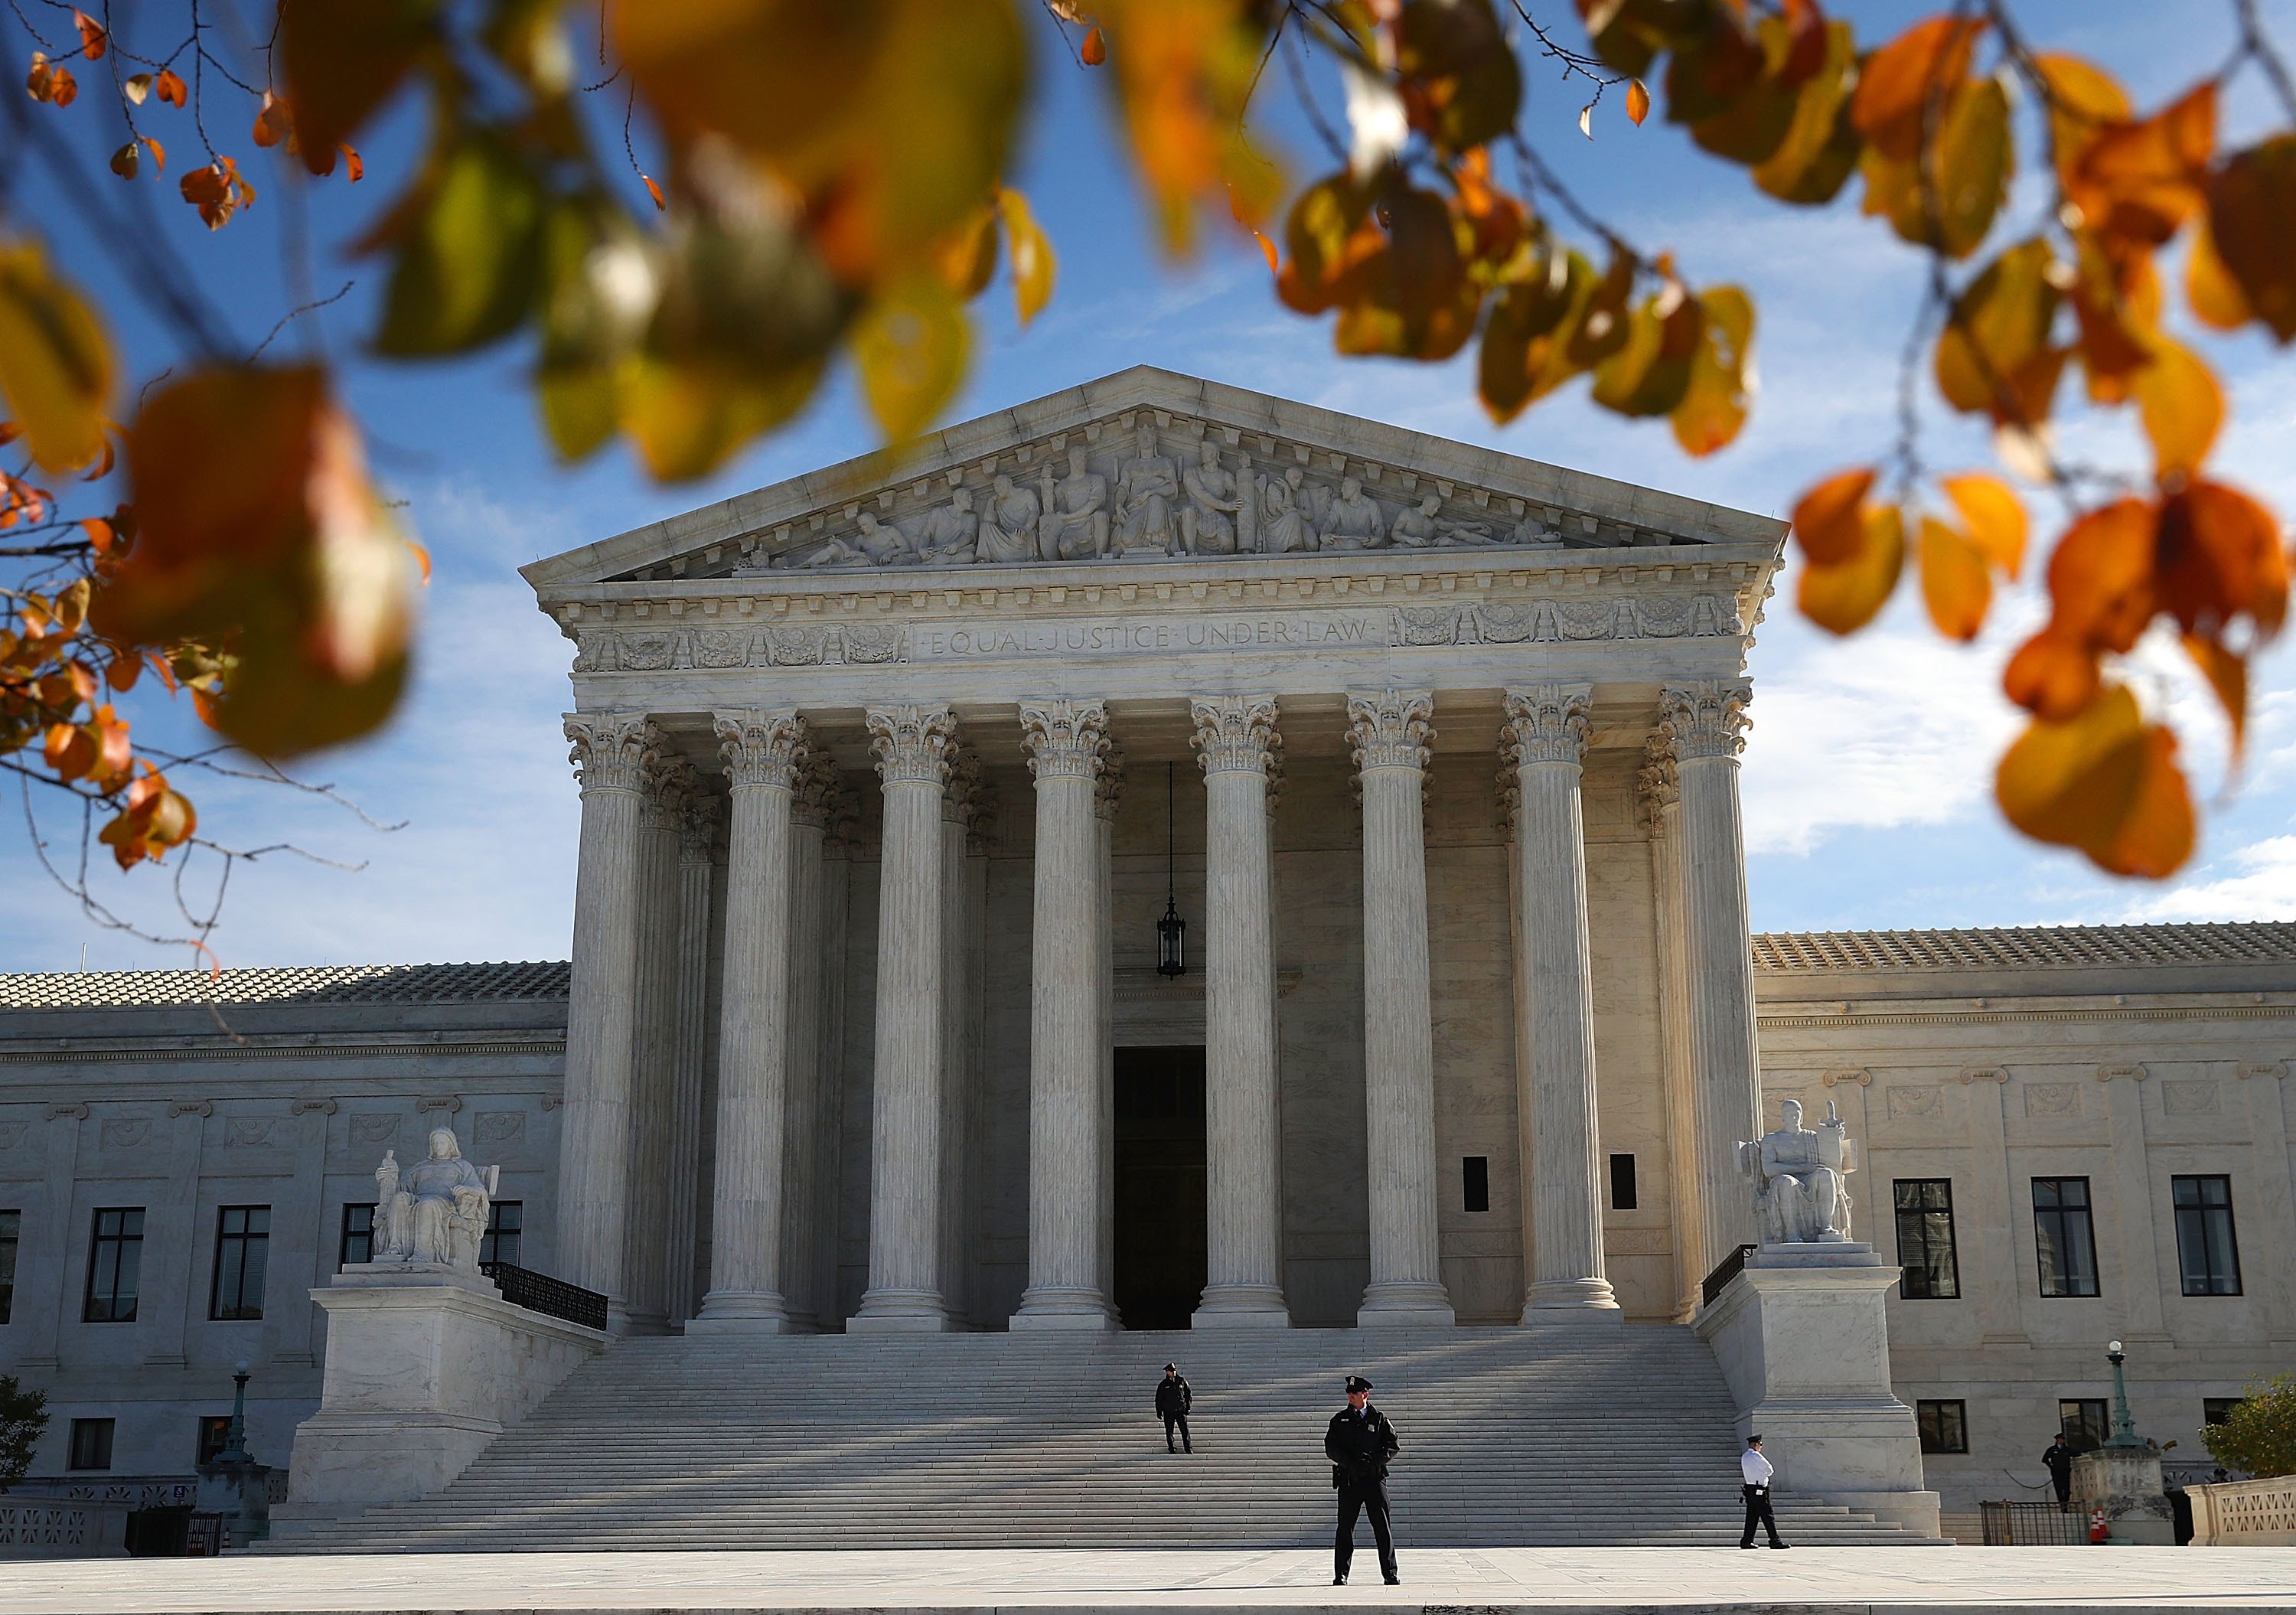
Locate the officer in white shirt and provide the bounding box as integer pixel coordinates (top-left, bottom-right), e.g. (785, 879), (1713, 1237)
(1740, 1434), (1788, 1549)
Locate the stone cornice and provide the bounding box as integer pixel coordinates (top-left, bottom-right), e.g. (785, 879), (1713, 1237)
(0, 1038), (566, 1067)
(1758, 1003), (2296, 1030)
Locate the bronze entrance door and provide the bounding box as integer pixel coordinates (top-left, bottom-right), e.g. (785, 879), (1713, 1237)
(1111, 1046), (1208, 1330)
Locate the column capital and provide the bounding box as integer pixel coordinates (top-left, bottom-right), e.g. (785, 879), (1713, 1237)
(676, 785), (722, 865)
(716, 710), (808, 791)
(943, 749), (985, 826)
(791, 749), (841, 830)
(965, 771), (1000, 856)
(866, 703), (957, 788)
(1190, 695), (1280, 776)
(1019, 700), (1110, 781)
(565, 713), (659, 795)
(1636, 735), (1679, 833)
(1094, 738), (1127, 822)
(826, 789), (863, 858)
(1346, 689), (1435, 772)
(641, 753), (705, 833)
(1502, 685), (1593, 767)
(1658, 680), (1752, 762)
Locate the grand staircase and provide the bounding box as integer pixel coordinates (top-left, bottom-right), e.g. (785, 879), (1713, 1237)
(269, 1325), (1937, 1551)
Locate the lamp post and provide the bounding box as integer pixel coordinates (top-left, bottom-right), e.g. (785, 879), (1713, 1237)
(217, 1359), (253, 1466)
(1156, 761), (1186, 978)
(2104, 1339), (2144, 1450)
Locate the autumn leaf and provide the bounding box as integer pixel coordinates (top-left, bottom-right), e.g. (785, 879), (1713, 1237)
(1626, 80), (1649, 126)
(1789, 467), (1876, 566)
(1081, 25), (1106, 67)
(370, 135), (546, 357)
(1939, 471), (2027, 576)
(1670, 285), (1753, 455)
(1800, 502), (1905, 635)
(155, 68), (185, 106)
(99, 768), (196, 869)
(2033, 54), (2130, 189)
(2069, 82), (2216, 253)
(26, 53), (77, 106)
(73, 10), (105, 60)
(1996, 684), (2194, 877)
(2205, 135), (2296, 342)
(996, 188), (1056, 325)
(1934, 237), (2065, 426)
(181, 157), (256, 230)
(853, 273), (970, 442)
(2185, 214), (2252, 331)
(0, 239), (114, 473)
(280, 0), (435, 175)
(2131, 337), (2222, 482)
(2154, 479), (2288, 643)
(1850, 15), (1984, 164)
(122, 70), (149, 103)
(1918, 514), (1991, 640)
(109, 140), (139, 181)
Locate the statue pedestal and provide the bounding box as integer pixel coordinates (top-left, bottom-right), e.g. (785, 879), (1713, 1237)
(1695, 1244), (1940, 1538)
(2074, 1446), (2174, 1545)
(276, 1264), (606, 1526)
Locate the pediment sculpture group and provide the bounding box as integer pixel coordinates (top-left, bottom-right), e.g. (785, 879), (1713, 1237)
(767, 425), (1575, 572)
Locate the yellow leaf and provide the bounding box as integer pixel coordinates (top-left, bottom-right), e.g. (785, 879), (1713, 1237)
(1789, 466), (1877, 566)
(0, 238), (114, 473)
(1995, 685), (2195, 877)
(2185, 214), (2252, 331)
(996, 188), (1056, 326)
(1670, 285), (1753, 455)
(1917, 514), (1991, 640)
(2131, 338), (2223, 481)
(1799, 502), (1904, 635)
(853, 275), (969, 442)
(2182, 632), (2247, 762)
(1626, 80), (1649, 126)
(1939, 471), (2027, 576)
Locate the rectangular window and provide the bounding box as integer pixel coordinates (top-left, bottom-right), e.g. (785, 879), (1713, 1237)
(0, 1208), (18, 1325)
(195, 1414), (233, 1466)
(480, 1201), (523, 1268)
(2172, 1175), (2242, 1296)
(1608, 1153), (1639, 1212)
(1459, 1158), (1489, 1214)
(1893, 1179), (1962, 1300)
(2060, 1398), (2109, 1454)
(1916, 1399), (1968, 1454)
(2033, 1177), (2100, 1297)
(2204, 1398), (2245, 1427)
(67, 1418), (114, 1471)
(339, 1202), (375, 1269)
(208, 1205), (269, 1320)
(83, 1206), (145, 1322)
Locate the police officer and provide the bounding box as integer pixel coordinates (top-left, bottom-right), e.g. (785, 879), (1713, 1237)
(1326, 1375), (1400, 1585)
(1156, 1362), (1193, 1454)
(1740, 1434), (1788, 1549)
(2042, 1432), (2074, 1511)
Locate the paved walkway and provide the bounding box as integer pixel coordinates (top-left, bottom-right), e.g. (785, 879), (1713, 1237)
(4, 1547), (2294, 1615)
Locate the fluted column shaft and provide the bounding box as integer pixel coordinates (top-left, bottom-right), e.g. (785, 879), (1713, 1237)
(1640, 746), (1701, 1321)
(936, 753), (981, 1329)
(1192, 696), (1289, 1326)
(1014, 701), (1117, 1329)
(851, 704), (956, 1331)
(559, 713), (658, 1322)
(1349, 690), (1456, 1326)
(778, 755), (836, 1331)
(1506, 687), (1620, 1320)
(664, 791), (719, 1327)
(695, 711), (806, 1331)
(1660, 681), (1763, 1274)
(622, 759), (690, 1335)
(1094, 746), (1123, 1307)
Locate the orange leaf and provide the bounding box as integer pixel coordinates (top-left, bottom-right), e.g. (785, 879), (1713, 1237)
(79, 514), (113, 552)
(142, 135), (165, 175)
(1252, 228), (1277, 273)
(1081, 24), (1106, 66)
(2003, 625), (2101, 720)
(641, 173), (666, 211)
(338, 143), (362, 181)
(1789, 466), (1875, 566)
(2131, 338), (2222, 482)
(1939, 471), (2027, 576)
(43, 720), (93, 781)
(104, 650), (139, 690)
(2154, 478), (2288, 641)
(2185, 213), (2252, 331)
(406, 538), (431, 583)
(2046, 496), (2157, 654)
(1995, 684), (2194, 877)
(996, 186), (1057, 325)
(73, 11), (104, 60)
(253, 90), (294, 148)
(1799, 503), (1904, 635)
(1918, 515), (1991, 641)
(2033, 54), (2129, 188)
(2204, 135), (2296, 342)
(2069, 82), (2215, 252)
(1626, 79), (1649, 126)
(155, 68), (186, 107)
(1850, 15), (1985, 163)
(2182, 632), (2248, 762)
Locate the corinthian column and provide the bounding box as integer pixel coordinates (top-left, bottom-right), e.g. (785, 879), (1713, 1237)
(1191, 695), (1289, 1327)
(778, 752), (837, 1332)
(1658, 680), (1762, 1274)
(1013, 700), (1117, 1330)
(937, 750), (983, 1329)
(559, 713), (659, 1323)
(1505, 687), (1620, 1320)
(1348, 690), (1455, 1326)
(691, 710), (806, 1332)
(1094, 742), (1124, 1307)
(623, 754), (693, 1335)
(664, 785), (720, 1327)
(1640, 742), (1701, 1321)
(850, 703), (957, 1332)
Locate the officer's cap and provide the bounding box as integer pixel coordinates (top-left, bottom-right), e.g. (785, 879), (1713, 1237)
(1345, 1375), (1374, 1394)
(1163, 1362), (1176, 1371)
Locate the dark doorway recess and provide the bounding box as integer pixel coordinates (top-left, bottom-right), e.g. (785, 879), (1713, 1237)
(1113, 1046), (1208, 1330)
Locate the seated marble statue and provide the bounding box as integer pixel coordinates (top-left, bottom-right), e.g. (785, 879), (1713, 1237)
(1318, 477), (1387, 550)
(1737, 1098), (1857, 1245)
(915, 488), (980, 565)
(373, 1128), (497, 1271)
(976, 474), (1041, 563)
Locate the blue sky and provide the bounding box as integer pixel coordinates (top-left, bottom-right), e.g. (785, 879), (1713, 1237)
(5, 2), (2294, 971)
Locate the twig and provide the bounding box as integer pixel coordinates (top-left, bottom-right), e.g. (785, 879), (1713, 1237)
(246, 280), (353, 362)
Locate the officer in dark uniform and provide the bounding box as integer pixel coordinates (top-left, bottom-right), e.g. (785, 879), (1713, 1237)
(1325, 1374), (1400, 1585)
(2042, 1432), (2074, 1510)
(1156, 1362), (1193, 1454)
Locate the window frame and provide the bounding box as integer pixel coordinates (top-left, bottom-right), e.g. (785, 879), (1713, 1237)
(1460, 1158), (1490, 1215)
(339, 1202), (376, 1270)
(2032, 1176), (2101, 1298)
(207, 1204), (271, 1321)
(194, 1414), (233, 1466)
(2060, 1398), (2109, 1455)
(1916, 1399), (1968, 1454)
(2170, 1174), (2242, 1297)
(67, 1417), (115, 1471)
(83, 1206), (145, 1323)
(479, 1200), (523, 1268)
(1608, 1153), (1639, 1212)
(1892, 1178), (1962, 1300)
(2203, 1398), (2246, 1427)
(0, 1207), (18, 1326)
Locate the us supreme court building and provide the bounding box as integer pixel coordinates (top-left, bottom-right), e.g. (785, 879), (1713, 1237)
(2, 368), (2291, 1539)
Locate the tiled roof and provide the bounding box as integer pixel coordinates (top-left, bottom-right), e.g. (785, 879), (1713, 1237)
(0, 961), (570, 1010)
(1752, 924), (2296, 973)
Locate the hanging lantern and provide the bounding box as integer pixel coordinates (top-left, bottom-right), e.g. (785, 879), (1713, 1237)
(1158, 760), (1187, 977)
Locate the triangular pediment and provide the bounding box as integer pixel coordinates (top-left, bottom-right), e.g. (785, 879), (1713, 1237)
(521, 366), (1782, 590)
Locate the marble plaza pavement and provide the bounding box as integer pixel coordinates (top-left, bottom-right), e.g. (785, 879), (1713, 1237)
(4, 1548), (2294, 1615)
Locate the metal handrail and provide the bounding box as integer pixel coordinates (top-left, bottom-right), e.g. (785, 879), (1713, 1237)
(481, 1260), (608, 1331)
(1701, 1243), (1757, 1307)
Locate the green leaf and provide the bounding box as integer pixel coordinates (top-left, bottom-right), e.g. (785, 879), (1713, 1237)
(372, 137), (547, 357)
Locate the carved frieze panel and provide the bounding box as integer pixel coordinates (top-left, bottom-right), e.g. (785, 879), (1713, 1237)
(2161, 1079), (2222, 1117)
(475, 1111), (526, 1146)
(99, 1118), (149, 1148)
(351, 1113), (400, 1145)
(2024, 1082), (2082, 1117)
(223, 1117), (274, 1147)
(0, 1121), (25, 1150)
(1885, 1085), (1943, 1119)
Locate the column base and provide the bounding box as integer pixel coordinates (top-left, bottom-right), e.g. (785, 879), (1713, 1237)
(687, 1290), (794, 1334)
(1357, 1281), (1455, 1327)
(1193, 1285), (1291, 1328)
(1010, 1285), (1119, 1331)
(1521, 1277), (1622, 1320)
(846, 1287), (953, 1333)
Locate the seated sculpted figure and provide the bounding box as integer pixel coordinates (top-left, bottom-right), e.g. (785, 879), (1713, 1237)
(1318, 476), (1387, 550)
(915, 488), (980, 566)
(374, 1127), (497, 1270)
(1114, 423), (1181, 555)
(1037, 446), (1109, 560)
(1258, 467), (1316, 554)
(1737, 1098), (1856, 1245)
(976, 474), (1041, 564)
